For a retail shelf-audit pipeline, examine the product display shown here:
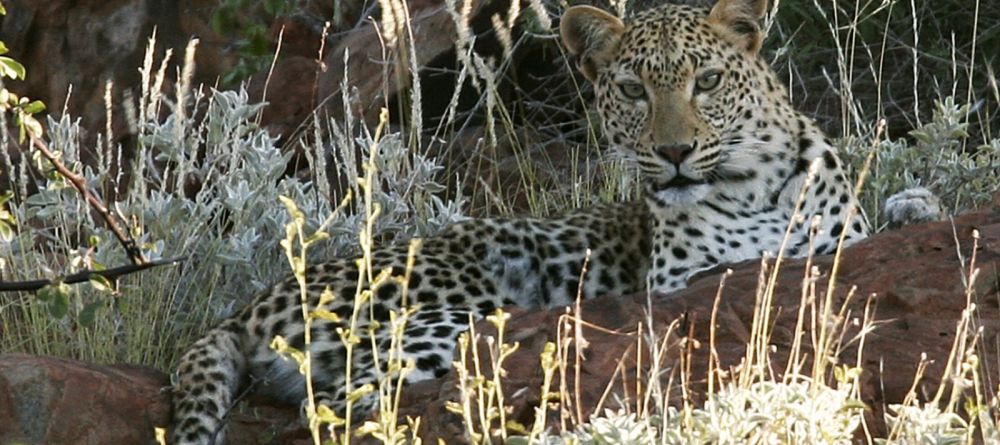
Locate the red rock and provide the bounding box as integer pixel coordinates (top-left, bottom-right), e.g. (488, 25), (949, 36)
(178, 0), (240, 82)
(247, 56), (322, 141)
(269, 15), (324, 60)
(0, 354), (170, 444)
(0, 354), (299, 445)
(394, 204), (1000, 443)
(316, 1), (488, 128)
(1, 0), (233, 147)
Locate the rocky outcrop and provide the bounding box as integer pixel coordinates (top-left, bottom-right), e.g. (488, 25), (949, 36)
(0, 354), (171, 444)
(2, 201), (998, 444)
(0, 0), (235, 145)
(314, 0), (487, 128)
(397, 201), (1000, 443)
(0, 354), (307, 444)
(0, 0), (500, 143)
(0, 0), (587, 214)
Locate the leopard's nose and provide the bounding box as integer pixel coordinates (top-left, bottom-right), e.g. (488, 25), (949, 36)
(654, 144), (694, 164)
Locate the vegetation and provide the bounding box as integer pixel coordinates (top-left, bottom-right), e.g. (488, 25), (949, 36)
(211, 0), (298, 86)
(0, 0), (998, 443)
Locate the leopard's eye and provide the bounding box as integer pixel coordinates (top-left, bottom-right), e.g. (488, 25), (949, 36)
(618, 82), (646, 100)
(694, 71), (723, 93)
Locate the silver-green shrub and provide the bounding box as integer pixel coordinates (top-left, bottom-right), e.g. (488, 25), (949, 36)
(840, 97), (1000, 231)
(0, 87), (464, 367)
(878, 404), (971, 445)
(524, 380), (864, 445)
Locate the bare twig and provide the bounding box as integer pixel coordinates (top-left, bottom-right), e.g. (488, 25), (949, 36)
(0, 256), (186, 292)
(28, 135), (146, 265)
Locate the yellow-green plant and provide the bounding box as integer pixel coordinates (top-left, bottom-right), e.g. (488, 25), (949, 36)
(0, 0), (42, 242)
(447, 309), (521, 444)
(0, 0), (43, 143)
(269, 193), (346, 444)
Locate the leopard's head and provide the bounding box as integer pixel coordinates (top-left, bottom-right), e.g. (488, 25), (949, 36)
(561, 0), (776, 206)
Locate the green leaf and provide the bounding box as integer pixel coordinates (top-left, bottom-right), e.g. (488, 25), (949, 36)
(314, 404), (344, 426)
(346, 383), (374, 402)
(0, 56), (25, 79)
(210, 4), (237, 35)
(21, 100), (45, 115)
(304, 231), (329, 245)
(263, 0), (280, 15)
(310, 309), (341, 323)
(909, 129), (932, 145)
(37, 283), (57, 302)
(78, 301), (104, 328)
(39, 282), (71, 319)
(244, 26), (269, 55)
(90, 260), (106, 272)
(50, 291), (70, 319)
(17, 114), (43, 140)
(0, 41), (8, 55)
(89, 275), (113, 292)
(0, 221), (13, 242)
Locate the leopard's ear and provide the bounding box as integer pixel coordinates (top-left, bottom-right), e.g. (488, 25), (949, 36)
(560, 6), (625, 82)
(708, 0), (768, 54)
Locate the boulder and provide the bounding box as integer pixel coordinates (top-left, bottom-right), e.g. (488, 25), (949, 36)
(390, 202), (1000, 443)
(315, 2), (486, 128)
(0, 354), (170, 444)
(247, 55), (322, 141)
(0, 354), (302, 445)
(0, 0), (233, 145)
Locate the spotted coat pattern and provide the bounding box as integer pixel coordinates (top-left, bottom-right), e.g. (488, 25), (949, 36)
(170, 1), (870, 443)
(169, 203), (650, 444)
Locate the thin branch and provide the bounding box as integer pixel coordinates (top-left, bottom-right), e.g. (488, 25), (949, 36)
(0, 256), (186, 292)
(29, 135), (146, 265)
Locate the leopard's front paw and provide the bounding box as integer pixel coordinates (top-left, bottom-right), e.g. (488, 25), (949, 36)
(884, 187), (943, 228)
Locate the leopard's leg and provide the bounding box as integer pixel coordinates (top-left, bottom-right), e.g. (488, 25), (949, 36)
(304, 305), (474, 420)
(170, 319), (247, 445)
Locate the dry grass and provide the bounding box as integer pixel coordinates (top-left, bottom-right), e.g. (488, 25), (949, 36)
(3, 0), (999, 443)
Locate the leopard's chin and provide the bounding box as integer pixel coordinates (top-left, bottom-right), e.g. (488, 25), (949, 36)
(662, 175), (706, 189)
(648, 178), (711, 205)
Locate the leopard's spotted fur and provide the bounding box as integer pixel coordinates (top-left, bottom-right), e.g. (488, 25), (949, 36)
(170, 203), (650, 444)
(561, 0), (868, 291)
(170, 1), (869, 443)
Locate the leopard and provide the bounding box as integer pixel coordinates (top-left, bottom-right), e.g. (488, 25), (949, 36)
(169, 0), (869, 443)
